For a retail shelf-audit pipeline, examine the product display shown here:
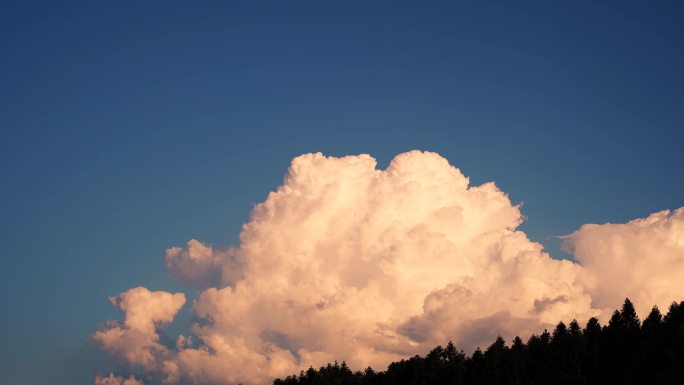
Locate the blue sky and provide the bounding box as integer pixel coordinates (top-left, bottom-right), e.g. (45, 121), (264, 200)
(1, 1), (683, 384)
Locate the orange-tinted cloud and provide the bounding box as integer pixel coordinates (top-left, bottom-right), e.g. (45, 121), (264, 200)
(94, 373), (144, 385)
(93, 151), (684, 385)
(93, 287), (185, 371)
(562, 207), (684, 318)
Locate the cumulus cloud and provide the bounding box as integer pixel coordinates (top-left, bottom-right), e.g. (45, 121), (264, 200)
(94, 373), (144, 385)
(93, 287), (185, 371)
(93, 151), (684, 385)
(165, 239), (243, 289)
(562, 207), (684, 318)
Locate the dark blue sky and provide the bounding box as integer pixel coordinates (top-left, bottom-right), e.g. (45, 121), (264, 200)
(1, 1), (683, 384)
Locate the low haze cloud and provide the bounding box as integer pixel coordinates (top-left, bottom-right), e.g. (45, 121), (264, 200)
(93, 151), (684, 385)
(94, 374), (144, 385)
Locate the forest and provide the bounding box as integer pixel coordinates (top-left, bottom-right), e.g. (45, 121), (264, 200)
(273, 299), (684, 385)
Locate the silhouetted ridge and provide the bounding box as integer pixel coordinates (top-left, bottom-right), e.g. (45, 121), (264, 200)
(274, 298), (684, 385)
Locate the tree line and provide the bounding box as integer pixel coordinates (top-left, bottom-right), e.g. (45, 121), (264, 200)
(273, 299), (684, 385)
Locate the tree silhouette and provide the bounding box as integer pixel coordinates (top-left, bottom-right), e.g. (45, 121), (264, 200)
(274, 298), (684, 385)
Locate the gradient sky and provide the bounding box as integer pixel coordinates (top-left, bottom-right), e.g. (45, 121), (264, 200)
(1, 1), (683, 384)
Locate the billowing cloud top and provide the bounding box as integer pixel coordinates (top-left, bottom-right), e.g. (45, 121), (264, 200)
(93, 151), (684, 385)
(93, 287), (186, 372)
(562, 208), (684, 315)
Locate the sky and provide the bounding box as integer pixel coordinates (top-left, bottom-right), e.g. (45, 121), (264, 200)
(1, 1), (683, 385)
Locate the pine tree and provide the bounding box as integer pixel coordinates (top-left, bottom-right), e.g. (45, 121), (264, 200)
(274, 298), (684, 385)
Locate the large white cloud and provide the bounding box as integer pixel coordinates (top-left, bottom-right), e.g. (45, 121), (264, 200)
(93, 151), (684, 385)
(562, 207), (684, 318)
